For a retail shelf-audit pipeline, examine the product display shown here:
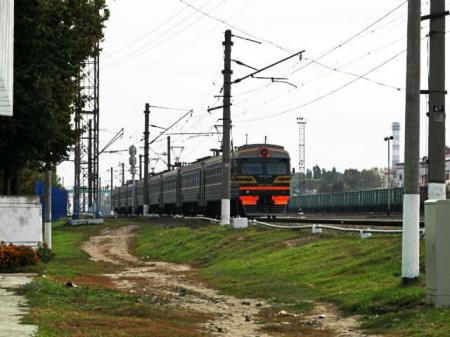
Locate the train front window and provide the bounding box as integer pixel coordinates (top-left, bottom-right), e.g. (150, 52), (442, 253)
(242, 163), (263, 175)
(266, 162), (289, 175)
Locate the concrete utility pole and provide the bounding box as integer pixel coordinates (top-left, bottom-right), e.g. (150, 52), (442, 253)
(139, 154), (143, 180)
(143, 103), (150, 215)
(221, 29), (233, 225)
(167, 136), (171, 171)
(427, 0), (447, 200)
(110, 167), (114, 214)
(121, 162), (125, 186)
(44, 170), (52, 249)
(402, 0), (422, 283)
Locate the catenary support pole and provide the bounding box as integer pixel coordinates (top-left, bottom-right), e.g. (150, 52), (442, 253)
(139, 154), (143, 180)
(167, 136), (171, 171)
(143, 103), (150, 215)
(121, 162), (125, 186)
(88, 120), (93, 212)
(44, 169), (52, 249)
(221, 30), (233, 225)
(388, 138), (391, 216)
(428, 0), (447, 200)
(110, 167), (113, 215)
(402, 0), (421, 283)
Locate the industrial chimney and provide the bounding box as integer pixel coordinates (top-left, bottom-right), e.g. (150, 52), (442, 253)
(392, 122), (401, 168)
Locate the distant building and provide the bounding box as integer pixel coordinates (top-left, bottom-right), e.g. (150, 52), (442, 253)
(394, 147), (450, 187)
(0, 0), (14, 116)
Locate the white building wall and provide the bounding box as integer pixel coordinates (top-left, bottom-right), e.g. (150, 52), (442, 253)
(0, 196), (42, 247)
(0, 0), (14, 116)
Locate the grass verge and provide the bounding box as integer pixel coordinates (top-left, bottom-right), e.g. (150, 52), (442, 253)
(134, 219), (450, 337)
(17, 219), (209, 337)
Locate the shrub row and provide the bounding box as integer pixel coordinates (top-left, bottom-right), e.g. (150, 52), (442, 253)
(0, 242), (41, 270)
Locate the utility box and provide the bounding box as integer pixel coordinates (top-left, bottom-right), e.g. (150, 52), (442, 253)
(425, 199), (450, 307)
(231, 217), (248, 229)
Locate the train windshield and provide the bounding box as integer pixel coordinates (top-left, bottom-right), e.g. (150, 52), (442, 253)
(266, 162), (289, 175)
(242, 163), (264, 175)
(239, 159), (289, 175)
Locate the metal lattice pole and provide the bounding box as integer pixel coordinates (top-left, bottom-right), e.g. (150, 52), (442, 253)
(73, 47), (100, 219)
(297, 117), (307, 195)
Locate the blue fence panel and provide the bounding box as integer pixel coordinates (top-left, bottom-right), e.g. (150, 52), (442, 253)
(35, 181), (68, 223)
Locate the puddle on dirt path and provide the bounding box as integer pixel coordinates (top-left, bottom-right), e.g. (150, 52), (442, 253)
(0, 274), (37, 337)
(82, 225), (379, 337)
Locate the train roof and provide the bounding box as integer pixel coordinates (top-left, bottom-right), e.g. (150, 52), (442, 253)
(234, 144), (290, 159)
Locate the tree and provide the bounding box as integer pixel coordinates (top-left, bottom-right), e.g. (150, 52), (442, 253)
(312, 165), (322, 180)
(343, 169), (362, 191)
(360, 168), (382, 190)
(0, 0), (109, 194)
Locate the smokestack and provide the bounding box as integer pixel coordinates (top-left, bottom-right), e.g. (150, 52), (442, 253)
(392, 122), (401, 168)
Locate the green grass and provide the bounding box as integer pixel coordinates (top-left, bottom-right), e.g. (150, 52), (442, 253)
(18, 219), (209, 337)
(135, 221), (450, 337)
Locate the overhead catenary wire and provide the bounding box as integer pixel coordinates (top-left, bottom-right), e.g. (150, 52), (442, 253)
(104, 0), (201, 58)
(237, 48), (407, 123)
(291, 0), (408, 75)
(103, 0), (257, 84)
(104, 0), (226, 69)
(178, 0), (292, 53)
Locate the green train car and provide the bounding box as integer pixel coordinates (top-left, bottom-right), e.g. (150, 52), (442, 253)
(290, 187), (428, 213)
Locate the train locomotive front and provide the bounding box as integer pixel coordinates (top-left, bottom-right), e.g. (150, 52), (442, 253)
(233, 144), (291, 217)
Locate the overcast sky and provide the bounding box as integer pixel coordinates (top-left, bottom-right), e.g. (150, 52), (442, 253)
(58, 0), (450, 188)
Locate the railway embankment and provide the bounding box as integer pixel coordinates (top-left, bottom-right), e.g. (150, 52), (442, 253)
(15, 217), (450, 337)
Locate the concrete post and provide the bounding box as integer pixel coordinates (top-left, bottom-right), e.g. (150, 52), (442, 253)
(44, 170), (52, 249)
(402, 0), (421, 282)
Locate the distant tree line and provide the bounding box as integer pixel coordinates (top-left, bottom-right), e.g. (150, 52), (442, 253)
(291, 165), (383, 195)
(0, 0), (109, 195)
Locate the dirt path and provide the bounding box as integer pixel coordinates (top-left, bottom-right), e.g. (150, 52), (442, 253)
(0, 274), (37, 337)
(82, 226), (379, 337)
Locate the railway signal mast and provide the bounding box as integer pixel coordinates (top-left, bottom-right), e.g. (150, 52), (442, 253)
(297, 117), (307, 195)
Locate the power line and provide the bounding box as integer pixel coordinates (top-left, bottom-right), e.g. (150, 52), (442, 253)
(291, 1), (407, 75)
(104, 0), (224, 69)
(103, 0), (257, 84)
(237, 49), (407, 123)
(232, 32), (409, 110)
(304, 58), (403, 91)
(178, 0), (292, 53)
(104, 0), (200, 58)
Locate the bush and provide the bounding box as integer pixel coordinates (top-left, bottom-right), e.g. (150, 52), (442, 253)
(0, 242), (40, 270)
(37, 242), (54, 263)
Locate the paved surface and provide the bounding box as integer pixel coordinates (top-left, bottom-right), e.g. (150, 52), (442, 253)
(0, 274), (37, 337)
